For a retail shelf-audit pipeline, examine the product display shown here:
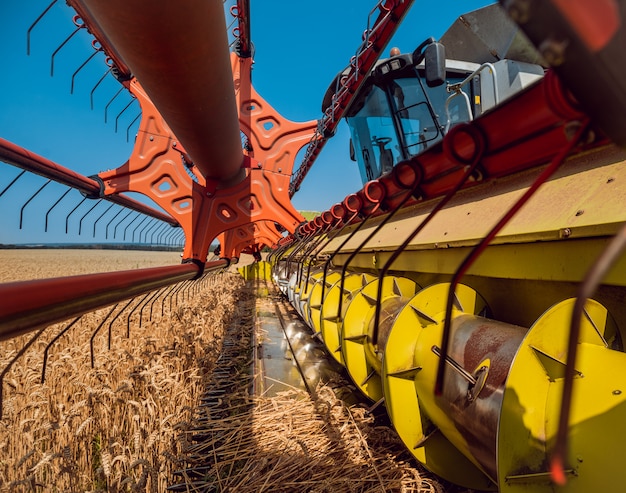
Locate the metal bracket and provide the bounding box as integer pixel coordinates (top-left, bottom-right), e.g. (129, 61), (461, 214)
(97, 71), (317, 262)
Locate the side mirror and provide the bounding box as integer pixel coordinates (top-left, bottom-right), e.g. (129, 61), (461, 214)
(349, 139), (356, 161)
(424, 42), (446, 87)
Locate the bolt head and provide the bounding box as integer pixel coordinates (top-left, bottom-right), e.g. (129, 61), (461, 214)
(539, 38), (568, 67)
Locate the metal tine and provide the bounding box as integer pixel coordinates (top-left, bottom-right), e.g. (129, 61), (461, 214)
(70, 40), (104, 94)
(334, 214), (385, 322)
(131, 215), (150, 243)
(175, 280), (189, 305)
(134, 217), (153, 244)
(161, 284), (178, 318)
(65, 196), (87, 233)
(156, 225), (169, 245)
(302, 220), (345, 293)
(92, 202), (115, 237)
(126, 111), (142, 142)
(284, 230), (314, 280)
(176, 281), (189, 303)
(90, 67), (112, 110)
(435, 122), (589, 396)
(139, 289), (163, 328)
(45, 188), (72, 232)
(168, 228), (183, 247)
(317, 206), (363, 326)
(160, 225), (179, 245)
(297, 223), (331, 289)
(173, 231), (184, 247)
(0, 169), (26, 198)
(104, 87), (125, 124)
(122, 212), (142, 241)
(113, 210), (136, 239)
(371, 160), (482, 348)
(20, 179), (52, 229)
(551, 220), (626, 484)
(163, 228), (176, 246)
(41, 316), (82, 384)
(104, 207), (125, 240)
(165, 228), (179, 246)
(109, 297), (137, 350)
(115, 98), (137, 133)
(78, 198), (102, 235)
(27, 0), (58, 56)
(136, 217), (156, 244)
(142, 218), (161, 244)
(0, 325), (48, 420)
(170, 231), (182, 247)
(183, 279), (195, 302)
(163, 228), (178, 246)
(140, 218), (157, 244)
(183, 280), (194, 302)
(89, 304), (119, 368)
(127, 292), (152, 337)
(170, 281), (187, 314)
(150, 222), (168, 245)
(166, 229), (178, 247)
(51, 22), (84, 77)
(146, 222), (162, 246)
(149, 286), (169, 321)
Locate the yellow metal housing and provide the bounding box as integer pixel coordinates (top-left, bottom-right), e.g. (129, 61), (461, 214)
(342, 276), (419, 401)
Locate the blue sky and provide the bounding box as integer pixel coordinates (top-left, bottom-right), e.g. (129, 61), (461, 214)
(0, 0), (492, 245)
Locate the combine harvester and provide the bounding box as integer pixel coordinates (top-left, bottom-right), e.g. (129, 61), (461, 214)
(1, 0), (626, 491)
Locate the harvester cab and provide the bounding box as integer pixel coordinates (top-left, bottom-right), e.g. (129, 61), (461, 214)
(337, 3), (545, 185)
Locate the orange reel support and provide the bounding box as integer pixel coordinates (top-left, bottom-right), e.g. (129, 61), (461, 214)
(97, 54), (317, 265)
(217, 220), (284, 260)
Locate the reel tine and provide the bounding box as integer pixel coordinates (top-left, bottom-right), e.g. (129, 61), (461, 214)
(89, 305), (118, 368)
(19, 179), (52, 229)
(42, 316), (82, 383)
(27, 0), (59, 56)
(45, 187), (72, 232)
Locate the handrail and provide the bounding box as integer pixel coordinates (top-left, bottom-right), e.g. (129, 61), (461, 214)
(289, 0), (415, 195)
(444, 62), (498, 133)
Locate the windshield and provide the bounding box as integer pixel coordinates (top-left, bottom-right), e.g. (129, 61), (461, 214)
(392, 74), (470, 157)
(347, 71), (471, 184)
(346, 85), (401, 183)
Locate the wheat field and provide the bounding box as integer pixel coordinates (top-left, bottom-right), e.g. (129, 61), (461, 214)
(0, 249), (240, 492)
(0, 250), (454, 493)
(0, 249), (183, 282)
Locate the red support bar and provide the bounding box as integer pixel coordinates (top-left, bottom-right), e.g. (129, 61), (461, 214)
(65, 0), (131, 79)
(289, 0), (415, 194)
(69, 0), (245, 186)
(0, 137), (178, 226)
(234, 0), (252, 58)
(0, 259), (228, 342)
